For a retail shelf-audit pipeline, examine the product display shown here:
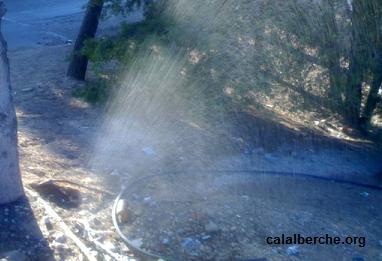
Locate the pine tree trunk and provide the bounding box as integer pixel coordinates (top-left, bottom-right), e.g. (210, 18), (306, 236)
(0, 2), (24, 204)
(67, 0), (104, 80)
(361, 59), (382, 128)
(343, 0), (365, 127)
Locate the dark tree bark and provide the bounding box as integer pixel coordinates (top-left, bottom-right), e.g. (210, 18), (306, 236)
(354, 0), (382, 129)
(342, 0), (365, 127)
(67, 0), (104, 80)
(0, 2), (24, 204)
(342, 0), (382, 128)
(361, 59), (382, 128)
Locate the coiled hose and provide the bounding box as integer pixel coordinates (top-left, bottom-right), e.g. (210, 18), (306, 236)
(112, 169), (382, 260)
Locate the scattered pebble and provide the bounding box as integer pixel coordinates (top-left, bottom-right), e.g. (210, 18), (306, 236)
(116, 199), (129, 224)
(201, 235), (211, 240)
(103, 240), (116, 252)
(53, 242), (68, 253)
(21, 87), (34, 93)
(181, 238), (202, 257)
(43, 216), (53, 230)
(110, 170), (120, 176)
(205, 221), (220, 233)
(143, 197), (156, 206)
(53, 232), (66, 244)
(130, 238), (143, 249)
(161, 238), (170, 245)
(286, 245), (299, 256)
(142, 147), (156, 156)
(241, 195), (250, 200)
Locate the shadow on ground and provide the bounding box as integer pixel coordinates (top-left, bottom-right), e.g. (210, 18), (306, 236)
(0, 197), (53, 260)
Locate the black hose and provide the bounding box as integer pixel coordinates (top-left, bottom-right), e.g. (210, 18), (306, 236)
(112, 169), (382, 260)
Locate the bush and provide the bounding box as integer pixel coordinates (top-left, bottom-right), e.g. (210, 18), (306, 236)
(72, 79), (110, 104)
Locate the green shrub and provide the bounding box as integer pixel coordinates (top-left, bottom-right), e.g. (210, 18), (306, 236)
(72, 79), (110, 104)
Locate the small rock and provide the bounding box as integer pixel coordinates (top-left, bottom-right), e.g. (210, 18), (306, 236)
(142, 147), (156, 156)
(92, 218), (102, 227)
(181, 238), (202, 256)
(43, 216), (53, 230)
(116, 199), (129, 224)
(53, 232), (66, 244)
(241, 195), (250, 200)
(21, 88), (34, 93)
(161, 238), (170, 245)
(110, 170), (120, 176)
(201, 235), (211, 240)
(53, 243), (68, 253)
(286, 245), (299, 256)
(73, 222), (84, 235)
(143, 197), (156, 206)
(103, 241), (116, 252)
(130, 238), (143, 249)
(205, 221), (220, 233)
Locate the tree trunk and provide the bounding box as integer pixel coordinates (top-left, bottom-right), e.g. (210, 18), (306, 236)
(342, 0), (365, 127)
(0, 2), (24, 204)
(357, 0), (382, 129)
(361, 60), (382, 128)
(67, 0), (104, 80)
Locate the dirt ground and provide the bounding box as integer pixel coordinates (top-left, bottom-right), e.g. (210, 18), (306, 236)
(0, 41), (378, 261)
